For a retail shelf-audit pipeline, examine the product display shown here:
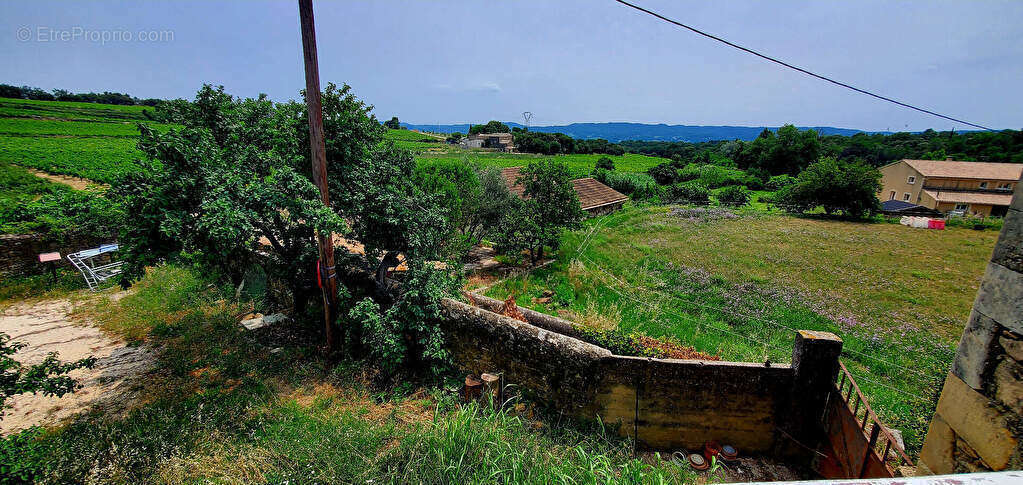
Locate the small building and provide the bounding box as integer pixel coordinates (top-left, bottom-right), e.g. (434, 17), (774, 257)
(461, 132), (515, 152)
(500, 166), (629, 216)
(878, 159), (1021, 217)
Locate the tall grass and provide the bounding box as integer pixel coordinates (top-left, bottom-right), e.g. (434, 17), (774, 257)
(2, 265), (700, 484)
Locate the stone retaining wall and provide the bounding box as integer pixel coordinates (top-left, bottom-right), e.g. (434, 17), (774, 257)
(919, 177), (1023, 474)
(0, 232), (115, 275)
(440, 294), (842, 457)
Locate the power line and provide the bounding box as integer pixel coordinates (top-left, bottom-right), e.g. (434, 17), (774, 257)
(613, 0), (995, 131)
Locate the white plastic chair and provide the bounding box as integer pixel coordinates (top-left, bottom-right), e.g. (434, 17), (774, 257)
(67, 243), (123, 291)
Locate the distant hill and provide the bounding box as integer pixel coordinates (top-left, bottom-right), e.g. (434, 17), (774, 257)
(400, 121), (879, 143)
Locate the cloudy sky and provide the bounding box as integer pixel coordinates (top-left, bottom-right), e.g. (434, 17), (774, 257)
(2, 0), (1021, 131)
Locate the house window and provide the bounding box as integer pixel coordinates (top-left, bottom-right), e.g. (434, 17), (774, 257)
(903, 193), (911, 201)
(955, 203), (969, 211)
(889, 191), (896, 200)
(997, 183), (1012, 190)
(907, 175), (916, 184)
(979, 182), (989, 189)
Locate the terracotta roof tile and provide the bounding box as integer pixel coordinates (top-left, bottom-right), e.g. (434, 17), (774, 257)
(923, 190), (1014, 206)
(903, 160), (1022, 181)
(500, 166), (628, 210)
(571, 177), (629, 210)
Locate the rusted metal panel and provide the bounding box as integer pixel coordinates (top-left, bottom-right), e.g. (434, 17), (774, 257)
(815, 362), (911, 479)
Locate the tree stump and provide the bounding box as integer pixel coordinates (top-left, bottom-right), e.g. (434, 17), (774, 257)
(464, 374), (482, 401)
(481, 372), (501, 407)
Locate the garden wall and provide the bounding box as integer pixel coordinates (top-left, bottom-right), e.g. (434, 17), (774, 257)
(0, 232), (115, 275)
(440, 294), (842, 458)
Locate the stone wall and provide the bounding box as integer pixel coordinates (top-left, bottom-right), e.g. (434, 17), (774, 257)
(0, 232), (115, 275)
(440, 294), (843, 457)
(919, 176), (1023, 474)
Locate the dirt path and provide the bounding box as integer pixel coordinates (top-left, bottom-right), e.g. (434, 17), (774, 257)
(24, 167), (100, 190)
(0, 297), (153, 435)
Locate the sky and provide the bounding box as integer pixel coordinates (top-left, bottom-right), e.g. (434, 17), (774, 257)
(2, 0), (1022, 132)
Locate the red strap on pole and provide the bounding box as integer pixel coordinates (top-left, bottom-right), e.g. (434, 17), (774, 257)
(315, 259), (323, 289)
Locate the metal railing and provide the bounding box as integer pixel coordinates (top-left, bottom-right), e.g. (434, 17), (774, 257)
(833, 361), (914, 473)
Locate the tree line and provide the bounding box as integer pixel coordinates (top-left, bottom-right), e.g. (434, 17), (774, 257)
(0, 83), (166, 106)
(623, 124), (1023, 170)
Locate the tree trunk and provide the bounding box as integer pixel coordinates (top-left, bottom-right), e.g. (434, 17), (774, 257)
(375, 251), (401, 291)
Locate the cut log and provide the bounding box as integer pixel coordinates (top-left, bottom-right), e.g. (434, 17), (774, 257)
(464, 374), (482, 401)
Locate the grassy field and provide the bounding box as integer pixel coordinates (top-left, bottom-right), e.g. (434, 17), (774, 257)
(380, 128), (673, 176)
(483, 204), (998, 455)
(417, 151), (671, 177)
(0, 266), (698, 484)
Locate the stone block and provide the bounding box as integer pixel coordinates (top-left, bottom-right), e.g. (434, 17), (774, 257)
(993, 357), (1023, 411)
(919, 413), (955, 475)
(1000, 330), (1023, 363)
(952, 310), (1003, 390)
(973, 262), (1023, 334)
(992, 208), (1023, 274)
(1011, 176), (1023, 212)
(936, 372), (1018, 470)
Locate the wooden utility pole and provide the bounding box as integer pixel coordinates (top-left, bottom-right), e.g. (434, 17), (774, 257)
(298, 0), (341, 353)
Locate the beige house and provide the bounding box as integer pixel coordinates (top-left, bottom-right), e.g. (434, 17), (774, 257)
(878, 159), (1021, 217)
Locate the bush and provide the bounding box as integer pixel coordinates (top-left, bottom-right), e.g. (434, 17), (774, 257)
(766, 174), (797, 191)
(647, 163), (679, 185)
(714, 185), (751, 207)
(591, 169), (661, 201)
(665, 181), (710, 204)
(595, 156), (615, 171)
(945, 215), (1003, 231)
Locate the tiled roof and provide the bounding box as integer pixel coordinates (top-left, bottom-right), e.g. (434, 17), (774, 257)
(903, 159), (1023, 181)
(500, 166), (526, 197)
(880, 200), (919, 211)
(571, 177), (629, 210)
(500, 166), (629, 210)
(923, 190), (1014, 206)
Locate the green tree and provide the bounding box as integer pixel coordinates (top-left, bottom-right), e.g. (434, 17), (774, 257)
(468, 120), (511, 135)
(495, 160), (584, 264)
(384, 116), (401, 129)
(595, 156), (615, 171)
(777, 157), (881, 218)
(112, 85), (344, 313)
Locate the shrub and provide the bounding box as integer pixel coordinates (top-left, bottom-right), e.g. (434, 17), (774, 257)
(766, 174), (797, 191)
(665, 181), (710, 204)
(591, 169), (661, 200)
(714, 185), (752, 207)
(647, 163), (679, 185)
(594, 156), (615, 171)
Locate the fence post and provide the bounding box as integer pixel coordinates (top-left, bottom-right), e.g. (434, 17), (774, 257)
(787, 330), (843, 454)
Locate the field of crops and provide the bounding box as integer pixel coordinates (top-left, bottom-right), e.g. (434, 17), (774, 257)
(0, 97), (153, 121)
(0, 135), (143, 183)
(0, 98), (172, 185)
(0, 118), (175, 137)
